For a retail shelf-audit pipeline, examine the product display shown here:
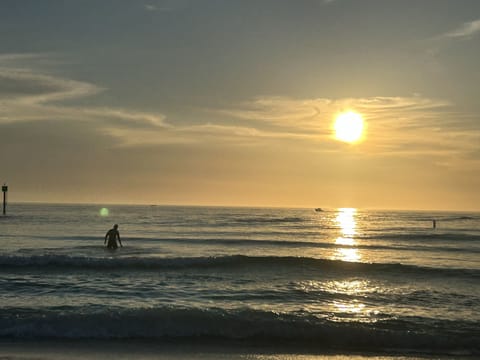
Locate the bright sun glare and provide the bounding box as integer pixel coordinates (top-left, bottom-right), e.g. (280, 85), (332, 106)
(334, 111), (364, 143)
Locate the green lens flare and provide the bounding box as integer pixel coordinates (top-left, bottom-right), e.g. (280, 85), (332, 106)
(100, 208), (109, 216)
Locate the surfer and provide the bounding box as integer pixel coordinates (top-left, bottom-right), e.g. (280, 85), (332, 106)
(105, 224), (123, 249)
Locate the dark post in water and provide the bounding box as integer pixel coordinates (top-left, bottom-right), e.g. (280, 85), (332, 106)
(2, 184), (7, 215)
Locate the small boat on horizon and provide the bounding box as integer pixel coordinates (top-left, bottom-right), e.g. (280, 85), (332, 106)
(314, 208), (323, 212)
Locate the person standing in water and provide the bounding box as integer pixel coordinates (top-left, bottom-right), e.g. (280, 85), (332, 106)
(105, 224), (123, 249)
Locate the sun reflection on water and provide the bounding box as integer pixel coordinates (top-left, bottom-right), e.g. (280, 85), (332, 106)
(305, 210), (383, 323)
(335, 248), (361, 262)
(335, 237), (355, 246)
(333, 300), (365, 313)
(328, 280), (379, 323)
(326, 279), (371, 295)
(336, 208), (357, 237)
(333, 208), (361, 262)
(297, 280), (381, 323)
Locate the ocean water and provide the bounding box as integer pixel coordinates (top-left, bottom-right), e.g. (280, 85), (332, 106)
(0, 203), (479, 357)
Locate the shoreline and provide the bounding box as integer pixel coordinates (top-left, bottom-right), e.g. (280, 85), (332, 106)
(0, 339), (473, 360)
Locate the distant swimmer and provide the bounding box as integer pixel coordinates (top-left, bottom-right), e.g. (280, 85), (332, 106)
(105, 224), (123, 249)
(432, 219), (436, 229)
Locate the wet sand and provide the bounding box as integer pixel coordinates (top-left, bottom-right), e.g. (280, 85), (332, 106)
(0, 340), (466, 360)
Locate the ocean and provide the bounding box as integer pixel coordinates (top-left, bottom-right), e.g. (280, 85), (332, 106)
(0, 203), (479, 359)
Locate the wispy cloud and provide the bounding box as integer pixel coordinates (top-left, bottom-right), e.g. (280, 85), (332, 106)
(0, 70), (101, 103)
(2, 53), (479, 165)
(0, 53), (45, 63)
(0, 54), (327, 147)
(0, 54), (171, 138)
(423, 19), (480, 65)
(213, 95), (480, 161)
(143, 2), (177, 12)
(443, 19), (480, 39)
(214, 95), (450, 132)
(144, 4), (158, 11)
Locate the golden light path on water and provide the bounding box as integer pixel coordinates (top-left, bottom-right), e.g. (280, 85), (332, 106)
(328, 208), (377, 322)
(302, 208), (378, 321)
(333, 208), (361, 262)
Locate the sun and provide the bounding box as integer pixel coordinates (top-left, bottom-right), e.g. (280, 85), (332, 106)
(334, 111), (364, 143)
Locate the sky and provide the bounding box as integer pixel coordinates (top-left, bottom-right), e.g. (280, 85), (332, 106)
(1, 0), (480, 210)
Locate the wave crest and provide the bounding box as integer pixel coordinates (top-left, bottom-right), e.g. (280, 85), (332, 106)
(0, 254), (478, 279)
(0, 306), (478, 355)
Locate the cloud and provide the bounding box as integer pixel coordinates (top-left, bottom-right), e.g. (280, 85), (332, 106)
(427, 18), (480, 57)
(0, 54), (326, 147)
(179, 122), (316, 142)
(0, 70), (101, 103)
(443, 19), (480, 39)
(144, 4), (158, 11)
(0, 53), (46, 63)
(214, 95), (450, 132)
(213, 95), (480, 160)
(213, 97), (329, 131)
(81, 108), (169, 128)
(2, 53), (478, 165)
(143, 2), (178, 12)
(0, 54), (171, 142)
